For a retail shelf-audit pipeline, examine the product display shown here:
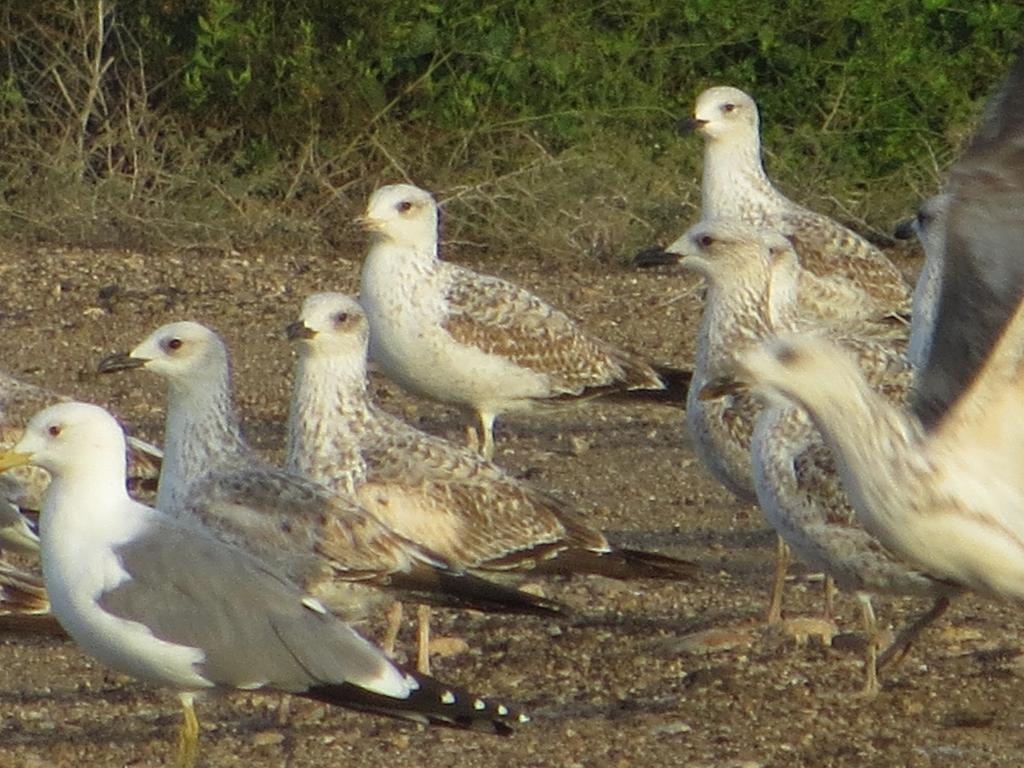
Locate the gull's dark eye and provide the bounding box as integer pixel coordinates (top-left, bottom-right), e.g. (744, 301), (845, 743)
(397, 201), (413, 213)
(167, 338), (183, 351)
(776, 343), (800, 366)
(722, 103), (736, 113)
(334, 312), (349, 325)
(48, 424), (61, 437)
(698, 234), (714, 248)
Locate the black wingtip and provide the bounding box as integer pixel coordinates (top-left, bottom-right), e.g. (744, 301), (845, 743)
(614, 547), (700, 580)
(303, 669), (528, 735)
(399, 567), (568, 618)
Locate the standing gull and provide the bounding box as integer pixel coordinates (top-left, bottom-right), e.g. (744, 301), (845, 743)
(0, 402), (526, 767)
(668, 221), (798, 624)
(98, 322), (562, 649)
(674, 222), (957, 689)
(734, 289), (1024, 608)
(680, 85), (910, 319)
(689, 224), (957, 693)
(913, 53), (1024, 425)
(286, 291), (698, 581)
(358, 183), (688, 459)
(286, 293), (697, 669)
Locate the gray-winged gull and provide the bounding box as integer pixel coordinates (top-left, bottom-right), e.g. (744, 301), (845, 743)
(0, 402), (527, 767)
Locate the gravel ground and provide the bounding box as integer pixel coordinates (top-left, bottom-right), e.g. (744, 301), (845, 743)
(1, 238), (1023, 768)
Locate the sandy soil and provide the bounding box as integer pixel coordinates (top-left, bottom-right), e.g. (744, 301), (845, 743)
(1, 238), (1022, 768)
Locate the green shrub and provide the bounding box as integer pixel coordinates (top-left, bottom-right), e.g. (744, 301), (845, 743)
(0, 0), (1020, 256)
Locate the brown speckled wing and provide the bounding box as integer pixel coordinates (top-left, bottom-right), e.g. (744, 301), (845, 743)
(441, 265), (663, 394)
(358, 421), (608, 571)
(776, 209), (910, 312)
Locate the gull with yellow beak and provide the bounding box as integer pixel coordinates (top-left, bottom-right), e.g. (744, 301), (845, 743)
(0, 402), (527, 767)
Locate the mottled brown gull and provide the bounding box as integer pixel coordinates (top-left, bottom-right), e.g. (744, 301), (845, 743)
(0, 402), (526, 767)
(671, 220), (806, 625)
(681, 85), (910, 318)
(286, 292), (698, 670)
(681, 221), (956, 690)
(358, 183), (688, 459)
(735, 290), (1024, 607)
(287, 291), (697, 580)
(97, 322), (562, 645)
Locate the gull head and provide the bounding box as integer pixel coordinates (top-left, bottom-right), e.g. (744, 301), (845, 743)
(0, 402), (126, 480)
(357, 183), (438, 249)
(735, 334), (862, 415)
(287, 292), (369, 361)
(893, 192), (952, 254)
(668, 220), (793, 288)
(99, 321), (229, 388)
(689, 86), (759, 143)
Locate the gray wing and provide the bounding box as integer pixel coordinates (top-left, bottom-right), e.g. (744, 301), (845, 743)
(99, 519), (528, 734)
(99, 520), (400, 694)
(915, 53), (1024, 426)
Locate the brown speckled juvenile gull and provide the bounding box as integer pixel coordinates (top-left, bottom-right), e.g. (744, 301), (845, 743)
(742, 333), (957, 695)
(97, 322), (562, 640)
(0, 403), (526, 768)
(680, 222), (956, 691)
(671, 221), (800, 505)
(286, 293), (698, 670)
(358, 183), (687, 459)
(682, 86), (910, 318)
(914, 53), (1024, 426)
(735, 294), (1024, 609)
(287, 292), (698, 580)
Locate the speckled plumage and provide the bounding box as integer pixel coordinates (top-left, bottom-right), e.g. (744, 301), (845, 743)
(673, 221), (800, 503)
(751, 334), (953, 602)
(737, 294), (1024, 607)
(286, 293), (697, 581)
(684, 222), (956, 690)
(358, 183), (674, 458)
(98, 322), (562, 623)
(687, 86), (910, 318)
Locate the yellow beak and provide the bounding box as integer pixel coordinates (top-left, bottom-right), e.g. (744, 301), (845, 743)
(0, 450), (33, 473)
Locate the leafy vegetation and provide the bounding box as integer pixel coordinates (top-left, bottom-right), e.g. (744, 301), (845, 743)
(0, 0), (1020, 258)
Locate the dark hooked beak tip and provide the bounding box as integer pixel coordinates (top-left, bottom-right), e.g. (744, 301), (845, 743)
(677, 117), (707, 135)
(893, 219), (916, 240)
(285, 321), (316, 342)
(698, 376), (746, 401)
(97, 352), (148, 374)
